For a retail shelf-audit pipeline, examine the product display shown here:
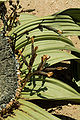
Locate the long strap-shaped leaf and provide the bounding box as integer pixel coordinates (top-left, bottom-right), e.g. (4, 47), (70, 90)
(54, 8), (80, 83)
(53, 8), (80, 26)
(9, 13), (80, 38)
(6, 99), (60, 120)
(16, 35), (74, 49)
(21, 77), (80, 102)
(19, 37), (80, 73)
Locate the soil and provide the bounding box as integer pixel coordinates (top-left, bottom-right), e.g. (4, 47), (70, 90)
(52, 104), (80, 120)
(48, 104), (80, 120)
(3, 0), (80, 120)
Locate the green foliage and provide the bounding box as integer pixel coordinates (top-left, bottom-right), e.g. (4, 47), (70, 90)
(1, 3), (80, 119)
(53, 8), (80, 26)
(6, 99), (60, 120)
(8, 8), (80, 120)
(22, 77), (80, 101)
(54, 8), (80, 86)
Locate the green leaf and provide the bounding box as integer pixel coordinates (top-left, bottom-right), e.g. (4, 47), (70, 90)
(19, 13), (37, 24)
(54, 8), (80, 83)
(6, 99), (60, 120)
(53, 8), (80, 26)
(16, 35), (74, 50)
(21, 77), (80, 103)
(21, 50), (79, 73)
(9, 13), (80, 39)
(19, 37), (80, 72)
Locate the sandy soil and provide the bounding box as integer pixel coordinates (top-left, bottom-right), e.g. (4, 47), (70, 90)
(20, 0), (80, 17)
(51, 104), (80, 120)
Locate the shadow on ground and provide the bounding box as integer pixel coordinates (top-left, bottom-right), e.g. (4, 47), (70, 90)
(53, 114), (75, 120)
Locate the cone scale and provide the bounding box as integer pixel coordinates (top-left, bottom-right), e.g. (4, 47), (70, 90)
(0, 33), (18, 110)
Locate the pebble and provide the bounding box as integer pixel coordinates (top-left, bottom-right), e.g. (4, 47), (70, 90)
(68, 103), (72, 107)
(66, 1), (68, 4)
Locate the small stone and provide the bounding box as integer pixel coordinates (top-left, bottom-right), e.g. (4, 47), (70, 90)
(66, 1), (68, 4)
(27, 4), (30, 6)
(68, 103), (72, 106)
